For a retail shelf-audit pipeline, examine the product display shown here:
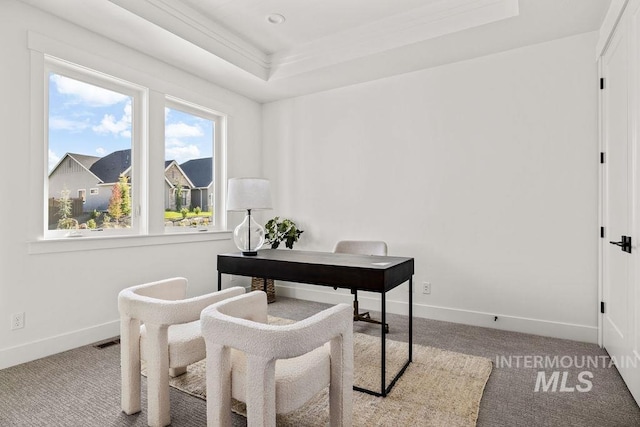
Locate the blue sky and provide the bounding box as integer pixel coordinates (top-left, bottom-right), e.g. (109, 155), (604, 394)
(48, 73), (213, 172)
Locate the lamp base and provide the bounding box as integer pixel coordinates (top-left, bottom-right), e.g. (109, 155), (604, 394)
(233, 211), (265, 255)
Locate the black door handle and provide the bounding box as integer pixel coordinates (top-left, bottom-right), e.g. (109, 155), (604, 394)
(609, 236), (632, 254)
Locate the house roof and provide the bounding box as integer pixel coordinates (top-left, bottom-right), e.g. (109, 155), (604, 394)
(48, 152), (102, 181)
(89, 149), (131, 183)
(68, 153), (101, 170)
(55, 148), (211, 187)
(180, 157), (212, 188)
(164, 159), (195, 188)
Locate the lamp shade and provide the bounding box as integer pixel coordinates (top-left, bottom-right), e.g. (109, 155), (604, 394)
(227, 178), (272, 211)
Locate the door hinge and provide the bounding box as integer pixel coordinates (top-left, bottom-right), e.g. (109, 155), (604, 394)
(600, 78), (605, 90)
(600, 227), (605, 238)
(600, 152), (605, 164)
(601, 301), (605, 314)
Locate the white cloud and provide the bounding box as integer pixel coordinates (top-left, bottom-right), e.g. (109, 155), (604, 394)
(48, 149), (61, 171)
(166, 122), (203, 138)
(96, 147), (106, 156)
(92, 101), (132, 138)
(51, 74), (129, 107)
(49, 116), (90, 132)
(165, 138), (201, 164)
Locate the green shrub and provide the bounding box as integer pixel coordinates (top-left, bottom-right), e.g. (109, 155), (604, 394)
(57, 217), (78, 230)
(87, 219), (97, 229)
(193, 206), (202, 215)
(180, 208), (189, 219)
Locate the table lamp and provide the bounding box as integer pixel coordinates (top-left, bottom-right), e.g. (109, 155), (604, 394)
(227, 178), (272, 255)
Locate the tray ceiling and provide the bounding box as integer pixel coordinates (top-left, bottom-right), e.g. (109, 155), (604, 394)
(20, 0), (610, 102)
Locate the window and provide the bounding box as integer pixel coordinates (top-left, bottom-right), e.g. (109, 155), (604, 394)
(164, 101), (216, 231)
(45, 61), (142, 238)
(32, 48), (228, 245)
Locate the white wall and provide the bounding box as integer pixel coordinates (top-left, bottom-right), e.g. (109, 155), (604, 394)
(0, 1), (601, 370)
(0, 1), (261, 368)
(263, 32), (600, 342)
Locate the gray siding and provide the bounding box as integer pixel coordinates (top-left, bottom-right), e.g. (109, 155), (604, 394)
(49, 158), (102, 212)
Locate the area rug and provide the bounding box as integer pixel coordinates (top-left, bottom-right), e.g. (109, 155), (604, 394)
(148, 317), (492, 426)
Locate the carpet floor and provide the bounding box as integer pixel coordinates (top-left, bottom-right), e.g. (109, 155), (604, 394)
(158, 317), (492, 426)
(1, 296), (639, 426)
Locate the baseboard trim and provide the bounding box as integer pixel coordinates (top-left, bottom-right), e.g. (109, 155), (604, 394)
(275, 284), (598, 344)
(0, 320), (120, 370)
(1, 284), (598, 370)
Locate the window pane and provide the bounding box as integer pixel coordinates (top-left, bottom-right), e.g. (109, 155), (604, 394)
(164, 107), (214, 229)
(47, 72), (133, 231)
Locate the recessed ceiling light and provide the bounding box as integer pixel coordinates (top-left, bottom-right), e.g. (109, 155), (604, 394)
(266, 13), (286, 25)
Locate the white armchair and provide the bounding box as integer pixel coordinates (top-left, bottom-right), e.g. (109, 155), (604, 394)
(201, 291), (353, 427)
(118, 277), (245, 427)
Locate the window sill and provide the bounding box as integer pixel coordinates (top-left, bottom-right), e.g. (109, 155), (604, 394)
(28, 230), (232, 254)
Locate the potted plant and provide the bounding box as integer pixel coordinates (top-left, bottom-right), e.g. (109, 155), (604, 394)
(252, 217), (304, 302)
(264, 217), (304, 249)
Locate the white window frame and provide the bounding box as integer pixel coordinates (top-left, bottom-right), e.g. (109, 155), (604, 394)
(43, 58), (146, 239)
(163, 96), (227, 234)
(26, 32), (230, 253)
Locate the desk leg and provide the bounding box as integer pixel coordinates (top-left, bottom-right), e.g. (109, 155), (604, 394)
(381, 292), (386, 397)
(409, 276), (413, 362)
(379, 278), (413, 397)
(217, 271), (222, 291)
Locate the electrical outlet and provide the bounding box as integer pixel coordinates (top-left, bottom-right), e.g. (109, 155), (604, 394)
(422, 282), (431, 294)
(11, 312), (24, 330)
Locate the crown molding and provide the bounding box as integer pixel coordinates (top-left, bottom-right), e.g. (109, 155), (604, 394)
(108, 0), (271, 80)
(109, 0), (517, 82)
(268, 0), (519, 80)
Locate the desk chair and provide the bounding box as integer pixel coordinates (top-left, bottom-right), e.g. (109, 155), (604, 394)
(333, 240), (389, 332)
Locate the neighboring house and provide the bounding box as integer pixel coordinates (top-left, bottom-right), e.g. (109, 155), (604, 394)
(48, 149), (132, 213)
(164, 160), (193, 211)
(180, 157), (213, 212)
(49, 149), (212, 213)
(48, 152), (102, 212)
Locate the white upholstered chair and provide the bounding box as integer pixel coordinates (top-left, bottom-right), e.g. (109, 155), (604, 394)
(334, 240), (389, 331)
(118, 277), (245, 427)
(201, 291), (353, 427)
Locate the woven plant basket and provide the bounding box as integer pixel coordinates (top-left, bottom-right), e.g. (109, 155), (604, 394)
(251, 277), (276, 303)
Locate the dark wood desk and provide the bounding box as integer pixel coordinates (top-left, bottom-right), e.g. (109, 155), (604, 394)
(217, 249), (414, 397)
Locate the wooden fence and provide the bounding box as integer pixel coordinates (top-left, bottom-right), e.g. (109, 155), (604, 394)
(48, 197), (84, 226)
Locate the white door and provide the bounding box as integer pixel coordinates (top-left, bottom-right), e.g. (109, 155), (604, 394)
(601, 2), (640, 404)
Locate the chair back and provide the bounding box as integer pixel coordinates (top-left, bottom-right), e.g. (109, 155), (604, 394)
(201, 291), (353, 426)
(333, 240), (387, 256)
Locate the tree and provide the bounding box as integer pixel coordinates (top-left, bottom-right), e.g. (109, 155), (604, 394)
(108, 180), (123, 223)
(118, 174), (131, 217)
(56, 188), (76, 229)
(174, 181), (182, 212)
